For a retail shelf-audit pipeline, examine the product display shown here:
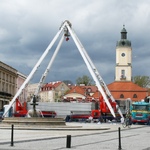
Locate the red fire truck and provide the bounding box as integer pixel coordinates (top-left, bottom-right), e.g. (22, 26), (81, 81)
(13, 99), (56, 118)
(67, 96), (131, 122)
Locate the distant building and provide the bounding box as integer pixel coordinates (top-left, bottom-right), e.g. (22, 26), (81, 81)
(109, 26), (148, 101)
(0, 61), (27, 110)
(0, 61), (17, 110)
(63, 85), (99, 102)
(108, 81), (148, 101)
(26, 83), (40, 102)
(40, 81), (70, 102)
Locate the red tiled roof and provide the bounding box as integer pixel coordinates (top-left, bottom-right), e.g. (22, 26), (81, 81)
(67, 86), (85, 95)
(107, 81), (148, 101)
(43, 81), (62, 88)
(53, 81), (62, 88)
(70, 85), (98, 93)
(108, 81), (147, 92)
(81, 86), (98, 92)
(65, 85), (100, 101)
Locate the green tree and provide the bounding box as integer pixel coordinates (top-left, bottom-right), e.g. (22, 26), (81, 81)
(76, 75), (93, 86)
(133, 76), (150, 88)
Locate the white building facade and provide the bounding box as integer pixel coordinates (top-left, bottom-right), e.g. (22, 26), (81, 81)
(0, 61), (17, 110)
(115, 26), (132, 81)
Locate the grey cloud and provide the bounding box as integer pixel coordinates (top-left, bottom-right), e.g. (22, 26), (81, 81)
(0, 0), (150, 85)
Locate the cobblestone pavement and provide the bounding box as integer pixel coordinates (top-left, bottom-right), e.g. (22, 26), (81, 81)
(0, 122), (149, 150)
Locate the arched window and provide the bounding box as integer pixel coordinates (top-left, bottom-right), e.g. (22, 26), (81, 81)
(133, 94), (137, 98)
(120, 94), (124, 98)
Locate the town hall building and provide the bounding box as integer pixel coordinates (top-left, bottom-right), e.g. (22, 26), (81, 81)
(108, 26), (148, 101)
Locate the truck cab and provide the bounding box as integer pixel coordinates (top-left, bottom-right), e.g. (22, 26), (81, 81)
(131, 101), (150, 124)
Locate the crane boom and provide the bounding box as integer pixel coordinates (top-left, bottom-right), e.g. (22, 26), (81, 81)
(31, 35), (64, 102)
(2, 24), (65, 117)
(66, 23), (116, 118)
(68, 27), (123, 118)
(3, 20), (123, 119)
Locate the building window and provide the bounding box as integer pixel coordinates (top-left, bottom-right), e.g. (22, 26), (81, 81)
(121, 70), (125, 78)
(120, 94), (124, 98)
(3, 73), (5, 80)
(133, 94), (137, 98)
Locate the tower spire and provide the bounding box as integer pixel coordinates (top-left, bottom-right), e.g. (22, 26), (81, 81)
(116, 25), (131, 47)
(121, 25), (127, 39)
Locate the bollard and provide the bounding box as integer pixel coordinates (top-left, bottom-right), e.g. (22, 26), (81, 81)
(66, 135), (71, 148)
(118, 127), (122, 150)
(11, 124), (14, 146)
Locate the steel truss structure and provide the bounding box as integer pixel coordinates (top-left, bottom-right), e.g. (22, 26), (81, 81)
(3, 20), (124, 119)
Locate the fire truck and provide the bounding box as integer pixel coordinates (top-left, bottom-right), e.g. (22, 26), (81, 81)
(67, 97), (131, 122)
(13, 99), (56, 118)
(2, 20), (124, 121)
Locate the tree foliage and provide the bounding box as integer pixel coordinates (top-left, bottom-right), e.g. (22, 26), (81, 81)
(76, 75), (93, 86)
(63, 80), (73, 85)
(133, 76), (150, 88)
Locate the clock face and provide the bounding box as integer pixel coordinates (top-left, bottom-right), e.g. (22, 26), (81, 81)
(121, 53), (125, 57)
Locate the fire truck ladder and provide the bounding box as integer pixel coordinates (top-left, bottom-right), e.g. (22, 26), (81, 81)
(3, 20), (123, 119)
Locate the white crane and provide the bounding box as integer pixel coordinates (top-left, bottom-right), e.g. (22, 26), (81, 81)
(3, 20), (124, 119)
(30, 35), (65, 103)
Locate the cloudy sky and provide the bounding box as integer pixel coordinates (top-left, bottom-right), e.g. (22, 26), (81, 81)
(0, 0), (150, 85)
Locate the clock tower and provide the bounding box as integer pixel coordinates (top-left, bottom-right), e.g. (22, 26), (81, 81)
(115, 25), (132, 81)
